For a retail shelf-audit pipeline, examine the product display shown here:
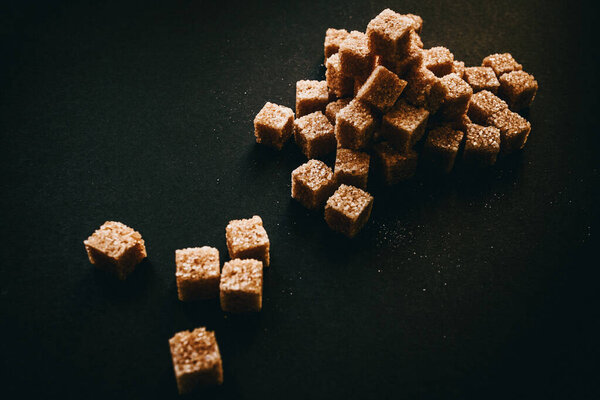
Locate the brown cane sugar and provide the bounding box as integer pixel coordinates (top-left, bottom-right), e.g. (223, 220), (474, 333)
(335, 99), (376, 150)
(294, 111), (336, 159)
(381, 100), (429, 153)
(498, 70), (538, 111)
(324, 184), (374, 238)
(220, 259), (263, 312)
(467, 90), (508, 124)
(487, 108), (532, 154)
(291, 159), (336, 209)
(422, 125), (464, 174)
(430, 73), (473, 120)
(339, 30), (376, 79)
(366, 9), (412, 61)
(326, 53), (353, 99)
(463, 123), (501, 166)
(482, 53), (523, 77)
(422, 46), (454, 77)
(225, 215), (270, 267)
(325, 98), (352, 125)
(296, 80), (329, 117)
(175, 247), (220, 301)
(333, 148), (370, 189)
(356, 65), (407, 113)
(372, 141), (418, 184)
(254, 102), (294, 150)
(324, 28), (349, 59)
(463, 66), (500, 94)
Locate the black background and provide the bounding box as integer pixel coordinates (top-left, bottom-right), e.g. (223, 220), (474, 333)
(1, 0), (598, 399)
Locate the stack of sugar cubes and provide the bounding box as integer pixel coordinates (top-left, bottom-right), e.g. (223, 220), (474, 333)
(253, 9), (538, 238)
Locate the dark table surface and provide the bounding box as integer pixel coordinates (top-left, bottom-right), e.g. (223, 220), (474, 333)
(1, 0), (598, 399)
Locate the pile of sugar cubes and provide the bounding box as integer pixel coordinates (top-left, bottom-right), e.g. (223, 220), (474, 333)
(254, 9), (538, 238)
(84, 216), (273, 393)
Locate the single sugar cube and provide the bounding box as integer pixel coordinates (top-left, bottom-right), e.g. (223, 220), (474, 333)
(83, 221), (147, 280)
(175, 247), (220, 301)
(487, 108), (532, 154)
(381, 101), (429, 153)
(339, 31), (375, 79)
(296, 80), (329, 117)
(430, 73), (473, 119)
(324, 184), (374, 238)
(294, 111), (336, 158)
(463, 67), (500, 94)
(451, 61), (466, 78)
(326, 53), (353, 98)
(325, 98), (351, 125)
(225, 215), (270, 266)
(467, 90), (508, 124)
(335, 99), (376, 150)
(498, 70), (538, 111)
(372, 141), (418, 184)
(403, 66), (439, 108)
(169, 327), (223, 394)
(220, 259), (263, 312)
(482, 53), (523, 77)
(422, 47), (454, 77)
(382, 30), (423, 74)
(422, 125), (464, 174)
(254, 102), (294, 150)
(334, 148), (370, 189)
(404, 13), (423, 34)
(366, 9), (412, 61)
(463, 123), (501, 166)
(291, 159), (335, 209)
(324, 28), (349, 59)
(356, 65), (407, 113)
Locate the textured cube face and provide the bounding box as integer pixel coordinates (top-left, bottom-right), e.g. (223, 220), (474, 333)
(324, 28), (349, 59)
(431, 73), (473, 119)
(326, 53), (353, 98)
(422, 47), (454, 77)
(175, 247), (220, 301)
(335, 100), (376, 150)
(451, 60), (466, 78)
(225, 216), (270, 266)
(83, 221), (147, 280)
(467, 90), (508, 124)
(422, 125), (464, 174)
(356, 65), (407, 112)
(463, 67), (500, 94)
(463, 124), (501, 166)
(219, 259), (263, 312)
(498, 71), (538, 111)
(482, 53), (523, 77)
(366, 9), (412, 60)
(325, 98), (351, 124)
(254, 102), (295, 150)
(381, 101), (429, 153)
(380, 30), (423, 76)
(339, 31), (375, 79)
(373, 141), (418, 184)
(487, 108), (532, 154)
(334, 148), (370, 189)
(404, 13), (423, 34)
(169, 327), (223, 394)
(293, 111), (336, 159)
(403, 66), (439, 108)
(324, 184), (374, 238)
(296, 80), (329, 117)
(291, 159), (335, 209)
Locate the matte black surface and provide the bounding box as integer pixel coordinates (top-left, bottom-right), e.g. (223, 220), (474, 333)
(1, 1), (598, 399)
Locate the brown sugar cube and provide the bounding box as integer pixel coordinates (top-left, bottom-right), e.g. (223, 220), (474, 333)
(482, 53), (523, 77)
(339, 30), (375, 79)
(487, 108), (532, 154)
(169, 327), (223, 394)
(325, 98), (351, 125)
(83, 221), (147, 280)
(294, 111), (336, 159)
(175, 247), (220, 301)
(467, 90), (508, 125)
(404, 13), (423, 34)
(253, 102), (294, 150)
(356, 65), (407, 113)
(366, 9), (412, 60)
(335, 99), (376, 150)
(333, 148), (370, 189)
(291, 159), (336, 209)
(422, 125), (464, 174)
(373, 141), (418, 184)
(381, 101), (429, 153)
(451, 61), (466, 78)
(296, 80), (329, 117)
(430, 73), (473, 119)
(389, 36), (424, 77)
(422, 47), (454, 77)
(498, 70), (538, 111)
(220, 258), (263, 312)
(324, 184), (374, 238)
(326, 53), (353, 98)
(324, 28), (349, 59)
(225, 215), (270, 266)
(403, 66), (439, 108)
(463, 67), (500, 94)
(453, 112), (473, 131)
(463, 123), (501, 166)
